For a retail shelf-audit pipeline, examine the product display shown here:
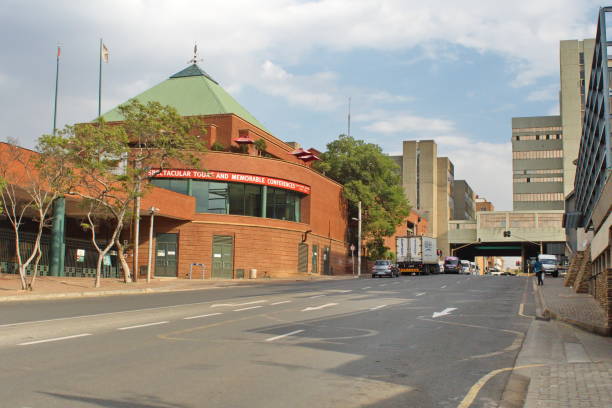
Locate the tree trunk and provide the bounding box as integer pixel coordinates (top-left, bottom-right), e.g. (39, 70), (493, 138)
(95, 253), (103, 288)
(28, 246), (42, 290)
(115, 238), (132, 283)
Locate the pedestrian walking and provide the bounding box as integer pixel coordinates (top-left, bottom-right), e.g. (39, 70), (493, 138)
(534, 258), (544, 286)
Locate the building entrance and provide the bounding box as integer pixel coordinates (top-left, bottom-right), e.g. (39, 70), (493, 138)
(155, 233), (178, 277)
(312, 245), (319, 274)
(212, 235), (234, 279)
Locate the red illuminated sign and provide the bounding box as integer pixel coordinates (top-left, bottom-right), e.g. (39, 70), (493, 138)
(148, 169), (311, 195)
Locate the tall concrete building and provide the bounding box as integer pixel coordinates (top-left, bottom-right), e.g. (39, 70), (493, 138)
(560, 39), (595, 197)
(511, 116), (564, 211)
(391, 140), (454, 256)
(452, 180), (476, 220)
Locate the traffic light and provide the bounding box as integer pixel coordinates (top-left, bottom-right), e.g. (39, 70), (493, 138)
(503, 231), (511, 237)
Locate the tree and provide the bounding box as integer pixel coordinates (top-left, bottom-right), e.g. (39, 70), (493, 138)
(314, 135), (410, 258)
(0, 138), (72, 290)
(116, 99), (205, 283)
(253, 138), (267, 156)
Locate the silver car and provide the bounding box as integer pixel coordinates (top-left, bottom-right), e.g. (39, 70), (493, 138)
(372, 260), (398, 278)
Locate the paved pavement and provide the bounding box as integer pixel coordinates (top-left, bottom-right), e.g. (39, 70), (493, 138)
(535, 276), (609, 336)
(509, 276), (612, 408)
(0, 274), (532, 407)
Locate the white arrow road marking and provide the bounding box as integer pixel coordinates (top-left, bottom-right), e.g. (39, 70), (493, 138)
(370, 304), (387, 311)
(265, 329), (305, 342)
(270, 300), (291, 305)
(416, 292), (426, 296)
(440, 285), (447, 289)
(183, 313), (223, 320)
(211, 300), (267, 308)
(234, 306), (263, 312)
(118, 321), (168, 330)
(432, 308), (457, 318)
(18, 333), (92, 346)
(302, 303), (338, 312)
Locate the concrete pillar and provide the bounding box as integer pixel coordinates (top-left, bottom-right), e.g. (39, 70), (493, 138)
(49, 197), (66, 276)
(261, 186), (267, 218)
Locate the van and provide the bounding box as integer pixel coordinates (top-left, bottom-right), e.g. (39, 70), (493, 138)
(460, 260), (470, 274)
(443, 257), (461, 274)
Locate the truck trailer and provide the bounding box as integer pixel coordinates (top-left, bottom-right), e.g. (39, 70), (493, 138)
(396, 236), (439, 275)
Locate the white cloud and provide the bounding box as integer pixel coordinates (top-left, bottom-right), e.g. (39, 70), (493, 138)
(364, 114), (455, 134)
(527, 85), (559, 102)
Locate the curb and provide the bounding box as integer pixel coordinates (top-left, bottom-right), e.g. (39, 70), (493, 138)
(533, 280), (550, 321)
(498, 372), (530, 408)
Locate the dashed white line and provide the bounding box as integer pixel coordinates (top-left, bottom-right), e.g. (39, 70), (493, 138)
(265, 329), (305, 342)
(183, 312), (223, 320)
(302, 303), (338, 312)
(211, 300), (267, 308)
(362, 286), (372, 290)
(327, 289), (352, 293)
(271, 300), (291, 305)
(416, 292), (426, 296)
(440, 285), (447, 289)
(308, 294), (325, 299)
(378, 284), (387, 287)
(118, 321), (168, 330)
(234, 305), (263, 312)
(370, 304), (387, 311)
(18, 333), (92, 346)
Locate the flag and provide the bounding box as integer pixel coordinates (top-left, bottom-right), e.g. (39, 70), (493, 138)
(101, 43), (109, 63)
(57, 46), (61, 58)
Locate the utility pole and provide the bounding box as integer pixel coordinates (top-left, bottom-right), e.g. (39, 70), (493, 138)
(357, 200), (362, 277)
(146, 207), (158, 283)
(347, 97), (351, 137)
(52, 45), (60, 135)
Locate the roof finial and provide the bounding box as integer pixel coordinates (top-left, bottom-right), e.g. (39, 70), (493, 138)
(188, 43), (203, 65)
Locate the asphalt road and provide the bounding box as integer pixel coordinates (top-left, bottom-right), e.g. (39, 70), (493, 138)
(0, 274), (535, 408)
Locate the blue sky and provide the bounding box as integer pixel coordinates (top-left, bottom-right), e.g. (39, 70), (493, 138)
(0, 0), (601, 210)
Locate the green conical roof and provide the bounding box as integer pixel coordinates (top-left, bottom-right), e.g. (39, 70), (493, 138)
(101, 64), (268, 132)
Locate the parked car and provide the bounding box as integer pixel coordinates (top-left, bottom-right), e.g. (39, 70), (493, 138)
(372, 260), (398, 278)
(488, 267), (502, 276)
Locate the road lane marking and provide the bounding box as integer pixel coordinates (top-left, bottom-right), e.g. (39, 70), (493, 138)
(378, 284), (387, 287)
(432, 307), (457, 318)
(308, 294), (325, 299)
(270, 301), (291, 305)
(440, 285), (447, 288)
(362, 286), (372, 289)
(265, 329), (305, 342)
(183, 313), (223, 320)
(234, 306), (263, 312)
(416, 292), (426, 296)
(326, 289), (352, 293)
(302, 303), (338, 312)
(370, 305), (387, 311)
(18, 333), (92, 346)
(457, 364), (546, 408)
(118, 321), (168, 330)
(211, 300), (267, 308)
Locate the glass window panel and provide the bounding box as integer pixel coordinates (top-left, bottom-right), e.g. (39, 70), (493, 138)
(244, 185), (262, 217)
(208, 182), (228, 214)
(169, 179), (188, 195)
(192, 180), (208, 213)
(229, 183), (245, 215)
(150, 179), (170, 190)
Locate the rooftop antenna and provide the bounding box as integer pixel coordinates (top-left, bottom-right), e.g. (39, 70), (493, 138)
(347, 96), (351, 137)
(188, 43), (203, 65)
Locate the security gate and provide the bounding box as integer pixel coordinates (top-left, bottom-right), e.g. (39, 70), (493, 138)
(212, 235), (233, 279)
(155, 233), (178, 277)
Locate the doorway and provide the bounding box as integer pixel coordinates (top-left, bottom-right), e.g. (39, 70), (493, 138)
(212, 235), (234, 279)
(155, 233), (178, 277)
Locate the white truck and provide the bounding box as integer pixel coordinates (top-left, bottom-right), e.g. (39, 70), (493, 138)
(538, 254), (559, 277)
(396, 236), (439, 275)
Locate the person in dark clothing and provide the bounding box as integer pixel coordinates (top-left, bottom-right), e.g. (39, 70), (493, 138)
(534, 259), (544, 286)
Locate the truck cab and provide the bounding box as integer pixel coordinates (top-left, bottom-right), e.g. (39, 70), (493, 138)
(537, 254), (559, 277)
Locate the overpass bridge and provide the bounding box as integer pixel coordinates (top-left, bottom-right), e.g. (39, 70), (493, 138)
(448, 211), (566, 265)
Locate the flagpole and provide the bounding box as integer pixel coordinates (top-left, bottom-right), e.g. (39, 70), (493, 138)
(53, 45), (60, 135)
(98, 38), (102, 118)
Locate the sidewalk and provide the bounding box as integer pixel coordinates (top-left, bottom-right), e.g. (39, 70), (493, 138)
(0, 273), (355, 302)
(535, 276), (610, 336)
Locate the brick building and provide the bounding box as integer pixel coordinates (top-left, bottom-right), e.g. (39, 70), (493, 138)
(0, 64), (352, 279)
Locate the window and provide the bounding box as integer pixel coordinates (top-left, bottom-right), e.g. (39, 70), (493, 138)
(228, 184), (262, 216)
(512, 150), (563, 159)
(513, 177), (563, 183)
(208, 182), (228, 213)
(150, 178), (188, 195)
(513, 193), (564, 202)
(267, 188), (300, 221)
(191, 180), (208, 213)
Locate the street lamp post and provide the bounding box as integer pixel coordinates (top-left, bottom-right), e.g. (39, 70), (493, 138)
(146, 207), (159, 283)
(351, 201), (362, 277)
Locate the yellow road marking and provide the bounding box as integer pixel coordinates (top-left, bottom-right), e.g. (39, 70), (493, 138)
(457, 364), (546, 408)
